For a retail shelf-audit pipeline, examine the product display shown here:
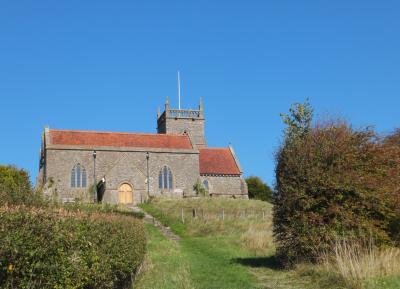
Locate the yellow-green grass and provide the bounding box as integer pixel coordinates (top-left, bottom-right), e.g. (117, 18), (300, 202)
(296, 241), (400, 289)
(138, 197), (400, 289)
(138, 198), (310, 289)
(134, 224), (195, 289)
(141, 197), (274, 255)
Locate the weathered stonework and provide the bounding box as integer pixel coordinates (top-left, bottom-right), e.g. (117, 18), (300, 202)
(200, 175), (249, 199)
(37, 99), (248, 204)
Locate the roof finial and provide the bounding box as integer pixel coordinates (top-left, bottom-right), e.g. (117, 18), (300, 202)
(177, 70), (181, 110)
(165, 96), (169, 117)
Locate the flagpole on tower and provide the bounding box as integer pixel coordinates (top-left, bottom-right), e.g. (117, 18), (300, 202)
(177, 70), (181, 109)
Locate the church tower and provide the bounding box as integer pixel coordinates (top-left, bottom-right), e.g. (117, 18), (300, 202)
(157, 97), (206, 148)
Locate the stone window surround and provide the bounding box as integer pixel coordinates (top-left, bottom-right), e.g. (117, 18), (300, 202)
(71, 163), (87, 188)
(159, 165), (173, 192)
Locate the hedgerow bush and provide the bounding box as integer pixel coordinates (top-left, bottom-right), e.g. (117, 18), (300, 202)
(384, 128), (400, 245)
(273, 102), (400, 265)
(0, 165), (43, 206)
(0, 205), (146, 289)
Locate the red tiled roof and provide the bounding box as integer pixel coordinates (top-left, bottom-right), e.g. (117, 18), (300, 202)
(48, 129), (193, 150)
(199, 148), (241, 175)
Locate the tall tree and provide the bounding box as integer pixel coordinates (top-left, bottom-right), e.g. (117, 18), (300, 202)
(246, 176), (273, 202)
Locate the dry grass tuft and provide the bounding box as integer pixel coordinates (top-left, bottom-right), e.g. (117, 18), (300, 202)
(240, 222), (274, 254)
(321, 240), (400, 289)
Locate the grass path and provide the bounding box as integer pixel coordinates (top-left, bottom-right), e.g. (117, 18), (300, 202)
(134, 224), (195, 289)
(180, 237), (258, 289)
(135, 224), (258, 289)
(135, 199), (400, 289)
(134, 202), (311, 289)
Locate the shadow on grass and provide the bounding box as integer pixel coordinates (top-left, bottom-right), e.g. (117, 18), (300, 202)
(232, 255), (284, 270)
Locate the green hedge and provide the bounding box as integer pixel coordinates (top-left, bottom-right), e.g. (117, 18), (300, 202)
(0, 165), (42, 206)
(274, 121), (400, 265)
(0, 205), (146, 289)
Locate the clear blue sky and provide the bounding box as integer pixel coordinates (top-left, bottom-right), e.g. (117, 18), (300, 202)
(1, 0), (399, 187)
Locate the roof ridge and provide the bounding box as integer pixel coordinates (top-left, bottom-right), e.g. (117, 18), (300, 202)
(49, 129), (188, 137)
(199, 147), (229, 150)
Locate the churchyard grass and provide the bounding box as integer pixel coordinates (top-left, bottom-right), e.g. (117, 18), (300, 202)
(136, 198), (400, 289)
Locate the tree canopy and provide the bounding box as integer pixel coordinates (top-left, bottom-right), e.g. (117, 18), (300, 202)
(245, 176), (273, 202)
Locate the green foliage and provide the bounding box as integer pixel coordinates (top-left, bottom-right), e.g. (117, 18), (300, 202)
(280, 99), (313, 142)
(0, 205), (146, 289)
(245, 176), (273, 202)
(389, 215), (400, 244)
(193, 181), (207, 197)
(274, 103), (400, 265)
(63, 202), (145, 219)
(0, 165), (43, 206)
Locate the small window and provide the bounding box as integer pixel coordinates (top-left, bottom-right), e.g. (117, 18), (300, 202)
(203, 180), (209, 193)
(159, 166), (173, 191)
(71, 164), (87, 188)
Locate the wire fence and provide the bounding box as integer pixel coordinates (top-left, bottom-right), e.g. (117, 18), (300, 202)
(176, 208), (269, 223)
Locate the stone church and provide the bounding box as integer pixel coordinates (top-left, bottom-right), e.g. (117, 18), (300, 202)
(37, 98), (248, 204)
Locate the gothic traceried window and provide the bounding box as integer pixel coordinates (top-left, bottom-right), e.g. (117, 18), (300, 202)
(159, 166), (173, 191)
(71, 164), (87, 188)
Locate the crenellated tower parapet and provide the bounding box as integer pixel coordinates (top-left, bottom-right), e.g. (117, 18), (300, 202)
(157, 97), (206, 148)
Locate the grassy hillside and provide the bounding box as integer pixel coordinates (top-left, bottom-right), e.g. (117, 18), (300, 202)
(137, 198), (400, 289)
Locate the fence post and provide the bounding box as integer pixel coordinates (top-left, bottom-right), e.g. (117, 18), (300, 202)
(222, 210), (225, 220)
(262, 211), (265, 220)
(192, 208), (196, 219)
(181, 208), (185, 224)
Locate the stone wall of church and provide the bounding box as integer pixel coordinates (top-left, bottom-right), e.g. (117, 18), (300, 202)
(159, 117), (206, 148)
(200, 175), (248, 199)
(44, 147), (200, 205)
(166, 118), (206, 148)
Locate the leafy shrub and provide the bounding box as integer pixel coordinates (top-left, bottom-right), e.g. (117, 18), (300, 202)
(274, 102), (400, 265)
(0, 205), (146, 289)
(246, 176), (273, 202)
(0, 165), (43, 206)
(193, 181), (207, 197)
(63, 202), (145, 219)
(389, 215), (400, 244)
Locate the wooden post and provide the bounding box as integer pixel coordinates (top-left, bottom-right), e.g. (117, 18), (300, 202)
(181, 208), (185, 224)
(202, 209), (204, 219)
(192, 208), (196, 219)
(222, 210), (225, 220)
(262, 211), (265, 220)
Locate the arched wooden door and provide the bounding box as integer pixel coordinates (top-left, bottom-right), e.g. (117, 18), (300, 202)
(118, 183), (133, 204)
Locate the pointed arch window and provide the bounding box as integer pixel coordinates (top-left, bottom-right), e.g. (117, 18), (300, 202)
(71, 164), (87, 188)
(203, 180), (209, 193)
(159, 166), (173, 191)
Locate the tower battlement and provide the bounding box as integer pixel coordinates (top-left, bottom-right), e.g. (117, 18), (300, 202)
(157, 97), (206, 148)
